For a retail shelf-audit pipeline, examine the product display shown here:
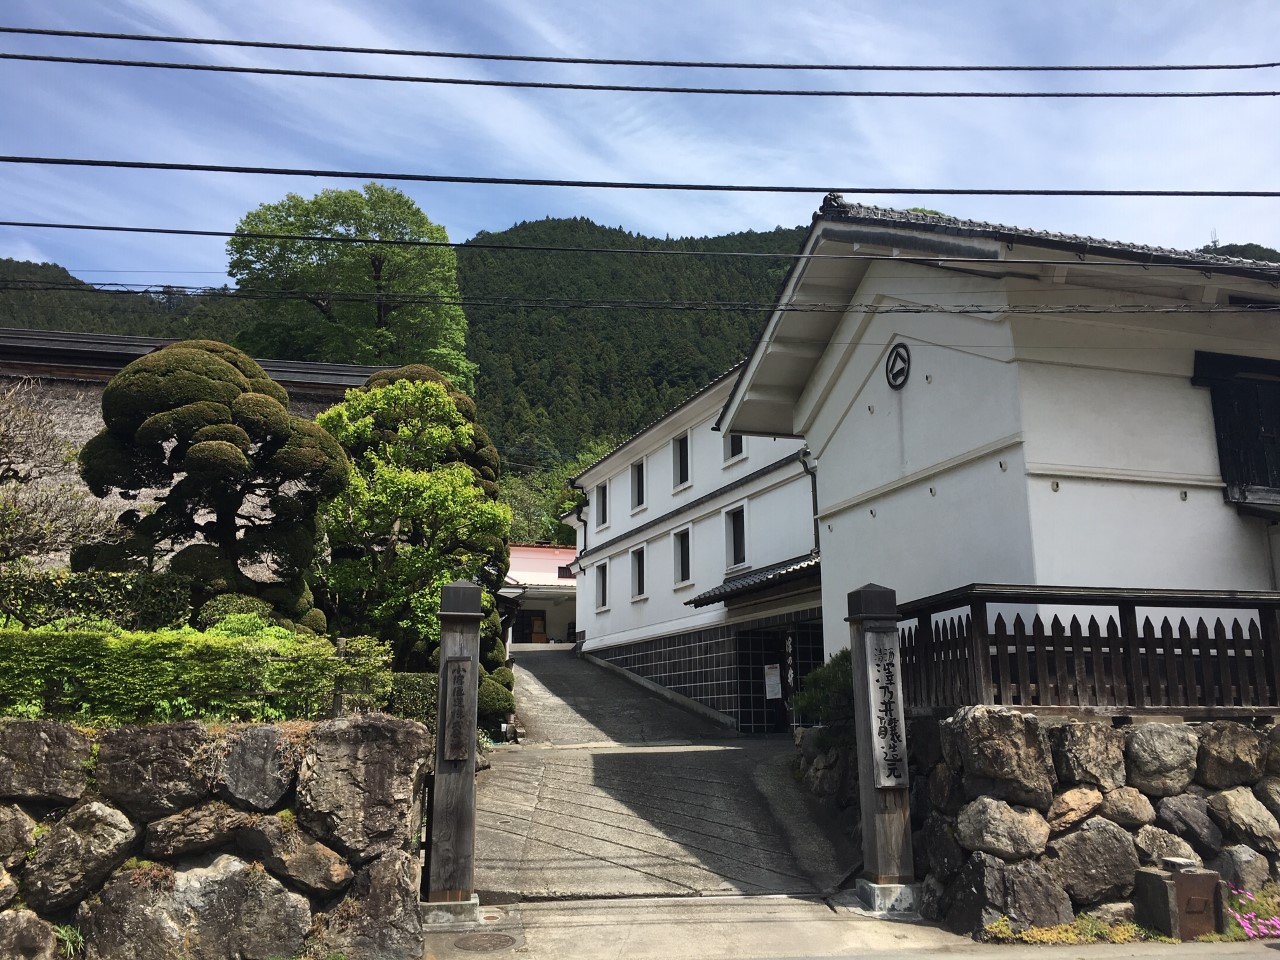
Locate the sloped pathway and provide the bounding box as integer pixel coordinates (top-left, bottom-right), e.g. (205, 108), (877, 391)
(474, 644), (856, 901)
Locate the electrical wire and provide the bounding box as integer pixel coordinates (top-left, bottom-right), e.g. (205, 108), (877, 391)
(4, 52), (1275, 98)
(4, 156), (1279, 197)
(2, 26), (1276, 74)
(6, 219), (1276, 271)
(5, 279), (1278, 316)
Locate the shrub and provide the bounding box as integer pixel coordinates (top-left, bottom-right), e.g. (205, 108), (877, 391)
(193, 593), (274, 630)
(794, 648), (855, 728)
(476, 676), (514, 733)
(385, 672), (438, 730)
(489, 667), (515, 692)
(0, 569), (191, 630)
(0, 623), (391, 724)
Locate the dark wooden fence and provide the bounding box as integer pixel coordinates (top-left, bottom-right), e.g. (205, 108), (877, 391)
(897, 584), (1280, 717)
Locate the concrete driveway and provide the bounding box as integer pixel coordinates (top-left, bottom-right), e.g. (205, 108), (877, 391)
(474, 644), (857, 901)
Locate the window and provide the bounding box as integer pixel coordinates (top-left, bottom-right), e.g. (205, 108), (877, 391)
(723, 432), (745, 462)
(594, 482), (609, 528)
(673, 528), (692, 584)
(556, 565), (574, 580)
(725, 506), (746, 568)
(1194, 351), (1280, 514)
(595, 563), (609, 610)
(631, 547), (646, 599)
(672, 433), (690, 488)
(631, 460), (646, 510)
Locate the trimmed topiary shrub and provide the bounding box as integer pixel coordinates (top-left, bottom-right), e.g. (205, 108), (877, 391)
(194, 593), (275, 630)
(477, 676), (514, 733)
(385, 672), (438, 730)
(0, 569), (192, 630)
(489, 667), (515, 692)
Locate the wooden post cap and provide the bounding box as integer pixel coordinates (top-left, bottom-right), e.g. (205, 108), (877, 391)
(441, 580), (484, 619)
(846, 583), (898, 622)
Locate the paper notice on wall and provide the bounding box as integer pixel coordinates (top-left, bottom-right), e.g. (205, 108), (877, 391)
(764, 663), (783, 700)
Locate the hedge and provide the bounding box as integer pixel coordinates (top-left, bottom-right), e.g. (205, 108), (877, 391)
(0, 569), (191, 630)
(385, 672), (438, 732)
(0, 619), (391, 725)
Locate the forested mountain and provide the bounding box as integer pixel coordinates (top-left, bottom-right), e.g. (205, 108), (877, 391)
(458, 218), (805, 468)
(0, 259), (260, 340)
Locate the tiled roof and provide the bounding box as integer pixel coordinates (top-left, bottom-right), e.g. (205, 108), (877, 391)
(685, 553), (820, 608)
(816, 196), (1280, 273)
(569, 360), (745, 483)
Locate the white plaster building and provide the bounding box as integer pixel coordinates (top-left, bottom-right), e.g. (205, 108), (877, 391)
(500, 544), (577, 645)
(569, 368), (823, 732)
(718, 199), (1280, 662)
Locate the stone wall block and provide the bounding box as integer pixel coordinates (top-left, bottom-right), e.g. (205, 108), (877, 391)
(940, 706), (1056, 811)
(1212, 844), (1270, 892)
(1041, 816), (1140, 905)
(1207, 787), (1280, 855)
(0, 804), (37, 870)
(1265, 724), (1280, 777)
(296, 714), (431, 863)
(1134, 825), (1201, 867)
(97, 723), (213, 821)
(143, 801), (250, 860)
(1156, 794), (1224, 858)
(1197, 721), (1266, 789)
(1098, 787), (1155, 830)
(318, 850), (425, 960)
(944, 851), (1074, 939)
(237, 814), (354, 895)
(23, 801), (139, 914)
(0, 863), (16, 911)
(928, 762), (963, 815)
(1048, 786), (1103, 833)
(1126, 724), (1198, 797)
(212, 725), (299, 812)
(956, 797), (1050, 861)
(1253, 776), (1280, 822)
(0, 720), (91, 804)
(78, 854), (310, 960)
(0, 908), (57, 960)
(1051, 722), (1126, 791)
(922, 814), (966, 882)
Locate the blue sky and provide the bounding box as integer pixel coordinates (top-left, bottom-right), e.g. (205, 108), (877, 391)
(2, 0), (1280, 288)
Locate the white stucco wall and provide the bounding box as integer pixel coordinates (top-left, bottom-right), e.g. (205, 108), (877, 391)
(571, 379), (812, 652)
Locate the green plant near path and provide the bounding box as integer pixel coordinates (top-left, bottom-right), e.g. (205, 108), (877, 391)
(0, 617), (391, 724)
(53, 922), (85, 958)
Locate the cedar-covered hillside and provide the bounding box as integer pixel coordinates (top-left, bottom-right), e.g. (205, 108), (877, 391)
(0, 259), (259, 340)
(459, 218), (805, 467)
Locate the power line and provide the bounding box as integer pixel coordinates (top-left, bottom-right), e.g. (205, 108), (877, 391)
(5, 280), (1278, 317)
(6, 219), (1275, 271)
(5, 51), (1276, 98)
(5, 156), (1280, 197)
(2, 25), (1275, 74)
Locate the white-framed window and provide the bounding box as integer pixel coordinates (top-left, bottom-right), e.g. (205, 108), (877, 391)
(722, 432), (745, 463)
(594, 481), (609, 529)
(631, 547), (646, 599)
(595, 562), (609, 611)
(725, 505), (747, 569)
(672, 432), (691, 489)
(631, 460), (646, 511)
(673, 527), (692, 585)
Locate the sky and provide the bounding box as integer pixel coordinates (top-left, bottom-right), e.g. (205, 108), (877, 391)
(2, 0), (1280, 289)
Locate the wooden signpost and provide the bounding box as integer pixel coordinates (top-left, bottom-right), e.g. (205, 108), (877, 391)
(427, 580), (484, 903)
(847, 584), (915, 895)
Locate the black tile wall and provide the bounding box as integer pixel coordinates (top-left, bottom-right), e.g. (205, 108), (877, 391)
(597, 608), (823, 734)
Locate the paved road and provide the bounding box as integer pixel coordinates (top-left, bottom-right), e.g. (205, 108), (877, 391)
(474, 644), (857, 902)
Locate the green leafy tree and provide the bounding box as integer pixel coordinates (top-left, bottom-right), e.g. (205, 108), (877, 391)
(317, 365), (510, 670)
(75, 340), (350, 629)
(227, 184), (475, 387)
(501, 436), (620, 545)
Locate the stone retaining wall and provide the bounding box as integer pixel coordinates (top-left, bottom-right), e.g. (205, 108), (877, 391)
(798, 707), (1280, 939)
(0, 713), (432, 960)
